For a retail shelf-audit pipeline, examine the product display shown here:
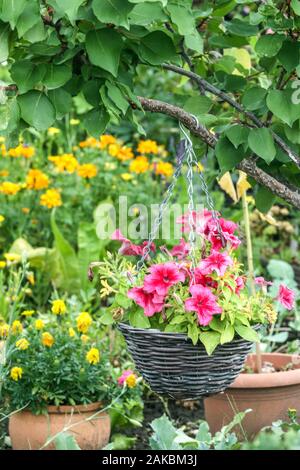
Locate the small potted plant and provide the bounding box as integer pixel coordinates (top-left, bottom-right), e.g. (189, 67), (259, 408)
(93, 210), (275, 400)
(1, 307), (118, 450)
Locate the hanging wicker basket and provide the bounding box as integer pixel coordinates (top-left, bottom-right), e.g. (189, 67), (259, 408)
(119, 322), (259, 400)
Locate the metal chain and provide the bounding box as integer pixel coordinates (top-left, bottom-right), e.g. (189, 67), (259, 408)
(136, 140), (186, 271)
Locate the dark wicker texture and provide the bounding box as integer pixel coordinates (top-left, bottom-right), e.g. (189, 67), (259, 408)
(119, 323), (257, 400)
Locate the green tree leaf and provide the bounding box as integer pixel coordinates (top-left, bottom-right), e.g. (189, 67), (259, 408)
(255, 34), (284, 57)
(255, 186), (276, 213)
(224, 18), (258, 37)
(17, 90), (56, 130)
(16, 0), (41, 37)
(55, 0), (85, 22)
(86, 29), (123, 77)
(106, 82), (129, 115)
(215, 136), (245, 173)
(199, 331), (221, 355)
(139, 31), (176, 65)
(278, 40), (300, 72)
(129, 2), (167, 25)
(0, 0), (27, 29)
(48, 88), (72, 119)
(83, 107), (110, 137)
(225, 125), (249, 148)
(266, 90), (300, 127)
(242, 86), (267, 111)
(167, 2), (195, 35)
(184, 31), (203, 53)
(0, 22), (9, 62)
(43, 64), (72, 90)
(248, 128), (276, 163)
(291, 0), (300, 15)
(92, 0), (134, 29)
(11, 60), (46, 94)
(234, 325), (259, 343)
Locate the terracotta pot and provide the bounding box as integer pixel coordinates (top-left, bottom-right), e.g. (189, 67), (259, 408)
(9, 402), (111, 450)
(204, 353), (300, 439)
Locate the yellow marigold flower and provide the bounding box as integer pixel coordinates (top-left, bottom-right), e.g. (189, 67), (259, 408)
(48, 154), (78, 173)
(42, 332), (54, 347)
(126, 373), (137, 388)
(0, 323), (10, 338)
(40, 189), (62, 209)
(9, 144), (35, 159)
(99, 134), (116, 149)
(108, 143), (121, 157)
(35, 319), (44, 330)
(69, 327), (76, 338)
(0, 181), (22, 196)
(10, 366), (23, 381)
(21, 310), (35, 317)
(137, 139), (159, 155)
(129, 156), (149, 174)
(4, 253), (21, 263)
(155, 161), (174, 178)
(0, 214), (5, 223)
(117, 146), (134, 161)
(70, 118), (80, 126)
(51, 299), (66, 315)
(48, 127), (60, 136)
(81, 334), (89, 343)
(121, 173), (133, 181)
(11, 320), (23, 334)
(76, 312), (92, 334)
(79, 137), (100, 149)
(0, 261), (6, 269)
(86, 347), (100, 365)
(0, 170), (9, 177)
(77, 163), (98, 179)
(16, 338), (30, 350)
(26, 169), (49, 191)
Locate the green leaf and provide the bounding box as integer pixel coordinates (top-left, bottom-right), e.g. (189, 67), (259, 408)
(106, 82), (129, 115)
(220, 323), (235, 345)
(83, 107), (110, 137)
(43, 64), (72, 90)
(77, 222), (105, 291)
(55, 0), (85, 22)
(99, 309), (114, 325)
(242, 86), (267, 111)
(248, 128), (276, 164)
(224, 18), (258, 37)
(278, 40), (300, 72)
(129, 3), (167, 25)
(86, 29), (123, 77)
(267, 259), (295, 281)
(291, 0), (300, 15)
(17, 91), (56, 131)
(92, 0), (134, 29)
(225, 125), (249, 148)
(150, 415), (179, 451)
(184, 95), (213, 116)
(215, 137), (245, 173)
(128, 310), (151, 328)
(184, 31), (203, 53)
(266, 90), (300, 127)
(48, 88), (72, 119)
(139, 31), (176, 65)
(0, 22), (9, 62)
(234, 325), (259, 343)
(255, 34), (284, 57)
(129, 0), (167, 5)
(115, 293), (132, 309)
(167, 2), (195, 35)
(199, 331), (221, 355)
(16, 0), (41, 37)
(0, 0), (27, 29)
(11, 60), (46, 94)
(284, 120), (300, 144)
(188, 323), (199, 346)
(55, 432), (80, 450)
(255, 186), (276, 213)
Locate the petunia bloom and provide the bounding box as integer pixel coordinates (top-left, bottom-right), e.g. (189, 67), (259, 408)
(255, 276), (273, 287)
(170, 238), (190, 259)
(185, 284), (222, 326)
(277, 284), (295, 310)
(207, 218), (241, 251)
(128, 286), (165, 316)
(143, 262), (185, 296)
(111, 229), (155, 257)
(176, 209), (213, 235)
(235, 276), (245, 295)
(198, 250), (233, 277)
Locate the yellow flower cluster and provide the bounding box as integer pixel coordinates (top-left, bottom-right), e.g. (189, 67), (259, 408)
(137, 139), (159, 155)
(48, 154), (79, 173)
(51, 299), (66, 315)
(16, 338), (30, 350)
(8, 144), (35, 159)
(108, 143), (134, 161)
(0, 323), (10, 338)
(86, 347), (100, 365)
(42, 331), (54, 347)
(40, 188), (62, 209)
(129, 155), (149, 174)
(35, 319), (44, 330)
(154, 161), (174, 178)
(76, 311), (92, 334)
(77, 163), (98, 179)
(10, 366), (23, 381)
(125, 373), (137, 388)
(0, 181), (22, 196)
(26, 169), (49, 191)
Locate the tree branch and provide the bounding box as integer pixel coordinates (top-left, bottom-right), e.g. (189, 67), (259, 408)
(162, 63), (300, 169)
(137, 96), (300, 209)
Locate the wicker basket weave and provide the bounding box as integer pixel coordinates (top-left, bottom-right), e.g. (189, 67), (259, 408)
(119, 322), (257, 400)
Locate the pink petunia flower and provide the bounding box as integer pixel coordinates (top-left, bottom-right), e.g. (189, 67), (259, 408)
(111, 229), (155, 257)
(198, 250), (233, 277)
(235, 276), (245, 295)
(143, 262), (185, 296)
(118, 370), (136, 386)
(277, 284), (295, 310)
(194, 267), (218, 289)
(128, 286), (165, 317)
(176, 209), (213, 235)
(185, 284), (222, 326)
(170, 238), (190, 259)
(207, 218), (241, 251)
(255, 276), (273, 287)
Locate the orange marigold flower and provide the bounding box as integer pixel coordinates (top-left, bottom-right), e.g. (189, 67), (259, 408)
(48, 154), (79, 173)
(79, 137), (100, 149)
(116, 146), (134, 161)
(137, 139), (159, 155)
(108, 143), (121, 157)
(40, 189), (62, 209)
(0, 170), (9, 177)
(99, 134), (117, 149)
(129, 156), (149, 174)
(155, 161), (174, 178)
(0, 181), (22, 196)
(9, 144), (35, 158)
(77, 163), (98, 179)
(26, 169), (49, 190)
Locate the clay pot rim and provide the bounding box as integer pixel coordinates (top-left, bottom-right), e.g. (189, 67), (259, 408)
(230, 353), (300, 389)
(46, 401), (104, 414)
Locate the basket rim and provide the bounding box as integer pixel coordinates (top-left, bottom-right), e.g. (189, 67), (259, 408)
(118, 322), (261, 341)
